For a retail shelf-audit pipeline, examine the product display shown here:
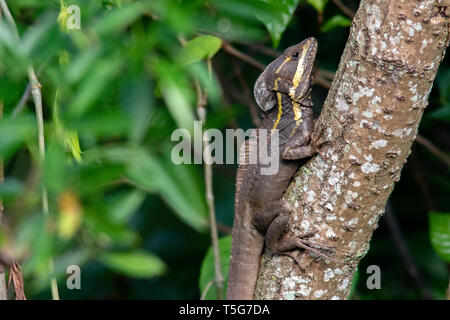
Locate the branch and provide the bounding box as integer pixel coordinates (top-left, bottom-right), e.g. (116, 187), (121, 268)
(221, 40), (265, 71)
(384, 203), (433, 299)
(415, 135), (450, 167)
(332, 0), (355, 19)
(408, 151), (437, 211)
(255, 0), (449, 300)
(195, 78), (225, 299)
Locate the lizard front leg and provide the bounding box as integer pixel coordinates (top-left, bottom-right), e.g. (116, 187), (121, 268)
(281, 118), (329, 161)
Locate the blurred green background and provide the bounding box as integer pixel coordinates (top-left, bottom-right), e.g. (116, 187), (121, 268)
(0, 0), (448, 300)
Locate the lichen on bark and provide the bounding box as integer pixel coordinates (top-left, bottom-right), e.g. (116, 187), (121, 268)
(255, 0), (449, 300)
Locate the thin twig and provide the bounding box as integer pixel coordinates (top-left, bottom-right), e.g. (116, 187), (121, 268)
(249, 43), (280, 58)
(408, 150), (437, 211)
(317, 69), (336, 80)
(195, 78), (225, 299)
(11, 83), (31, 118)
(179, 32), (225, 298)
(313, 74), (332, 89)
(415, 135), (450, 167)
(12, 64), (45, 118)
(221, 40), (265, 71)
(200, 280), (214, 300)
(0, 100), (7, 300)
(384, 203), (433, 299)
(331, 0), (355, 19)
(0, 0), (60, 300)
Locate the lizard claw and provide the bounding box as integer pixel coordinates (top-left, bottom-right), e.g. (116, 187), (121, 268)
(311, 125), (330, 160)
(276, 235), (344, 265)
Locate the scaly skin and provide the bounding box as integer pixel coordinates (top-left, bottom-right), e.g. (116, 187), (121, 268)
(227, 38), (339, 300)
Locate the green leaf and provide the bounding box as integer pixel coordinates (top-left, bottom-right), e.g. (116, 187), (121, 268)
(65, 46), (102, 84)
(94, 2), (148, 36)
(0, 116), (36, 160)
(107, 190), (146, 223)
(160, 78), (196, 135)
(321, 14), (352, 33)
(199, 235), (232, 300)
(429, 211), (450, 263)
(21, 13), (59, 61)
(126, 150), (208, 232)
(307, 0), (329, 12)
(179, 35), (222, 66)
(257, 0), (301, 48)
(428, 104), (450, 122)
(84, 208), (139, 246)
(66, 110), (130, 139)
(0, 178), (24, 197)
(121, 76), (153, 143)
(99, 250), (167, 278)
(67, 57), (121, 118)
(44, 141), (68, 194)
(88, 146), (208, 232)
(347, 268), (359, 299)
(54, 88), (82, 162)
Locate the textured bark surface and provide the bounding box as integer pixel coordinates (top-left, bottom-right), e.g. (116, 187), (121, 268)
(255, 0), (449, 300)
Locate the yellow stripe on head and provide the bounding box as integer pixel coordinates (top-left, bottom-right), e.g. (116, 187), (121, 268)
(289, 47), (309, 98)
(275, 57), (291, 74)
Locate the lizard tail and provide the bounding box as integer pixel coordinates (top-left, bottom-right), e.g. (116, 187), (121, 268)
(227, 215), (265, 300)
(227, 137), (265, 299)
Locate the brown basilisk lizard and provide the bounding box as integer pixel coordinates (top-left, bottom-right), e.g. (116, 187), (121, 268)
(227, 37), (340, 300)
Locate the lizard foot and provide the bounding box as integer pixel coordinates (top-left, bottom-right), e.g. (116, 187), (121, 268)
(311, 124), (330, 160)
(273, 235), (344, 264)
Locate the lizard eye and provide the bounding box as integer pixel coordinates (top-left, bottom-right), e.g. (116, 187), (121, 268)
(292, 52), (299, 58)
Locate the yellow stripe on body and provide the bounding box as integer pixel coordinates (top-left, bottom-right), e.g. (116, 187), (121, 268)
(292, 101), (302, 123)
(272, 92), (283, 130)
(271, 78), (283, 130)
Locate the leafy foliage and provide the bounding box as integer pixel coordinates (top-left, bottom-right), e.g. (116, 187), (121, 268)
(321, 15), (352, 32)
(199, 235), (231, 300)
(429, 212), (450, 263)
(0, 0), (448, 300)
(257, 0), (302, 48)
(99, 250), (167, 278)
(307, 0), (329, 12)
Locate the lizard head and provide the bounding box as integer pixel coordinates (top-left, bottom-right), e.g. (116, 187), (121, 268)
(254, 37), (318, 111)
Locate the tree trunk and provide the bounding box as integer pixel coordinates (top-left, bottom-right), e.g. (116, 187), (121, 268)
(255, 0), (449, 300)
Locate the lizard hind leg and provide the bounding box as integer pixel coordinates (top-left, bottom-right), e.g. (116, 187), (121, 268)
(261, 201), (344, 265)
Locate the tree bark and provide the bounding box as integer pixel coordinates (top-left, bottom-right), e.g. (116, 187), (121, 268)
(255, 0), (449, 300)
